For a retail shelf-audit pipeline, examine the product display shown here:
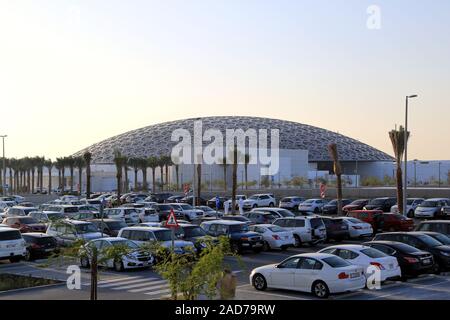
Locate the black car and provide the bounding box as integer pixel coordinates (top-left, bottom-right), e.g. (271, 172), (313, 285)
(180, 196), (207, 206)
(417, 231), (450, 246)
(164, 195), (185, 203)
(206, 197), (229, 209)
(173, 223), (218, 251)
(200, 220), (264, 253)
(322, 199), (353, 215)
(320, 217), (349, 242)
(153, 204), (180, 221)
(22, 233), (58, 261)
(364, 197), (397, 212)
(363, 240), (435, 278)
(148, 193), (174, 203)
(415, 220), (450, 237)
(221, 215), (252, 225)
(89, 219), (128, 237)
(373, 232), (450, 272)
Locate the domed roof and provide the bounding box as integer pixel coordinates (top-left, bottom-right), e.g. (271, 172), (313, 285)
(73, 116), (393, 163)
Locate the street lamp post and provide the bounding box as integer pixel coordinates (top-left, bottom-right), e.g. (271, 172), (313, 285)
(438, 162), (442, 187)
(0, 135), (6, 195)
(404, 95), (417, 216)
(413, 159), (418, 188)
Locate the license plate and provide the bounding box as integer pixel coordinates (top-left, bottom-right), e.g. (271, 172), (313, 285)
(422, 259), (431, 265)
(350, 272), (359, 278)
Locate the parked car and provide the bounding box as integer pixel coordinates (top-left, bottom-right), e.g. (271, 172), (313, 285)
(89, 219), (128, 237)
(164, 195), (185, 204)
(4, 206), (39, 217)
(363, 241), (435, 278)
(244, 211), (281, 225)
(373, 232), (450, 272)
(415, 220), (450, 237)
(364, 197), (397, 212)
(278, 197), (305, 210)
(19, 202), (36, 208)
(1, 196), (21, 205)
(250, 253), (365, 298)
(391, 198), (425, 217)
(118, 226), (195, 254)
(44, 205), (80, 218)
(252, 207), (295, 218)
(137, 207), (159, 223)
(169, 223), (217, 251)
(0, 227), (26, 262)
(322, 199), (353, 215)
(417, 231), (450, 246)
(207, 197), (228, 209)
(320, 217), (349, 242)
(70, 212), (99, 221)
(2, 216), (47, 233)
(28, 211), (65, 224)
(0, 201), (15, 215)
(298, 199), (327, 214)
(79, 237), (154, 271)
(103, 207), (139, 225)
(272, 216), (327, 247)
(153, 204), (180, 221)
(180, 195), (207, 206)
(319, 244), (401, 281)
(195, 206), (221, 217)
(414, 198), (450, 219)
(220, 215), (252, 225)
(346, 210), (384, 232)
(248, 224), (295, 251)
(200, 220), (264, 253)
(381, 213), (415, 232)
(169, 203), (203, 221)
(46, 220), (103, 246)
(77, 205), (100, 214)
(242, 194), (276, 210)
(22, 233), (58, 261)
(223, 195), (247, 210)
(147, 193), (174, 203)
(340, 217), (374, 239)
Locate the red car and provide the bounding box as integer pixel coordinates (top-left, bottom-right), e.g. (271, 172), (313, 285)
(2, 216), (47, 233)
(381, 213), (414, 232)
(343, 199), (369, 214)
(346, 210), (383, 231)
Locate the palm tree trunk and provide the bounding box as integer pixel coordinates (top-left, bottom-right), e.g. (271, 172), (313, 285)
(336, 174), (343, 215)
(160, 167), (164, 191)
(396, 165), (404, 213)
(48, 168), (52, 194)
(134, 169), (138, 191)
(231, 146), (238, 214)
(62, 167), (65, 192)
(151, 168), (156, 192)
(196, 164), (201, 207)
(78, 168), (83, 195)
(124, 167), (129, 193)
(142, 168), (148, 191)
(31, 169), (35, 194)
(244, 164), (248, 190)
(223, 167), (227, 191)
(175, 165), (179, 191)
(86, 164), (91, 199)
(165, 165), (169, 190)
(70, 167), (74, 193)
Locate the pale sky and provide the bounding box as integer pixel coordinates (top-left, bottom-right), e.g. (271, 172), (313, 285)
(1, 0), (449, 161)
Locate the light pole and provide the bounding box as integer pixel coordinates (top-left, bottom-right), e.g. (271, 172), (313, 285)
(404, 95), (418, 216)
(438, 162), (442, 187)
(0, 135), (6, 195)
(413, 159), (418, 187)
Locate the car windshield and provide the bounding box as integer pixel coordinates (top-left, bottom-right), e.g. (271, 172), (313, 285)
(391, 243), (421, 254)
(229, 224), (249, 233)
(310, 218), (325, 228)
(361, 248), (387, 258)
(0, 230), (22, 240)
(180, 204), (193, 210)
(64, 207), (79, 213)
(157, 205), (172, 211)
(369, 199), (386, 205)
(346, 218), (363, 224)
(420, 201), (438, 208)
(75, 223), (98, 234)
(418, 235), (447, 247)
(18, 217), (39, 224)
(327, 200), (338, 205)
(350, 200), (367, 205)
(248, 196), (259, 200)
(112, 240), (139, 249)
(154, 230), (173, 241)
(302, 199), (314, 204)
(184, 226), (207, 237)
(268, 226), (285, 233)
(107, 221), (128, 229)
(430, 234), (450, 245)
(277, 209), (294, 217)
(47, 212), (65, 220)
(322, 256), (351, 268)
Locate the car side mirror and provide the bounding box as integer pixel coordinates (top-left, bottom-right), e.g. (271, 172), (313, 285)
(276, 264), (284, 268)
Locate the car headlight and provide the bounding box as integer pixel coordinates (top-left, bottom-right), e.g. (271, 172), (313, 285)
(440, 251), (450, 257)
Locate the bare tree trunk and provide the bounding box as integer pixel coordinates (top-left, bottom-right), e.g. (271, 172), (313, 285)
(90, 250), (98, 300)
(48, 168), (52, 194)
(336, 174), (343, 215)
(396, 166), (404, 213)
(134, 169), (138, 191)
(231, 145), (238, 214)
(196, 164), (201, 207)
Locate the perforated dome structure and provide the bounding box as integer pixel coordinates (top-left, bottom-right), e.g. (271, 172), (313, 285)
(73, 116), (393, 163)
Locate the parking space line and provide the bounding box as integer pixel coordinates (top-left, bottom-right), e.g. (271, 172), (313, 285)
(237, 288), (309, 300)
(97, 276), (140, 284)
(128, 283), (169, 293)
(99, 278), (145, 287)
(144, 288), (171, 296)
(114, 280), (168, 291)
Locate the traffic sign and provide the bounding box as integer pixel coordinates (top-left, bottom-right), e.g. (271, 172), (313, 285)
(320, 183), (326, 199)
(166, 209), (179, 228)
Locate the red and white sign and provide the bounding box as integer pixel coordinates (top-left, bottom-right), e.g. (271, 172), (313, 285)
(183, 184), (190, 196)
(320, 183), (327, 199)
(166, 209), (179, 228)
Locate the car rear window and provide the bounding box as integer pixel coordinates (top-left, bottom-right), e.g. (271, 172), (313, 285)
(361, 248), (387, 258)
(322, 256), (351, 268)
(310, 218), (324, 228)
(0, 230), (22, 240)
(268, 226), (285, 233)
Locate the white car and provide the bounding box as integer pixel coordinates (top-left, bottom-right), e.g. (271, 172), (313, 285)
(137, 208), (159, 223)
(79, 237), (154, 271)
(223, 195), (247, 210)
(4, 206), (38, 217)
(46, 220), (104, 246)
(103, 207), (140, 225)
(273, 216), (327, 247)
(138, 222), (162, 228)
(414, 198), (450, 219)
(249, 224), (295, 251)
(169, 203), (203, 221)
(0, 201), (16, 214)
(298, 199), (328, 214)
(391, 198), (425, 217)
(319, 245), (402, 282)
(242, 194), (276, 210)
(44, 205), (80, 218)
(118, 226), (196, 254)
(340, 217), (373, 238)
(250, 253), (365, 298)
(0, 227), (27, 262)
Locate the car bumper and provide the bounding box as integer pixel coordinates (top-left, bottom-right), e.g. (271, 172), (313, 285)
(414, 211), (435, 218)
(240, 241), (264, 250)
(279, 204), (295, 209)
(380, 266), (402, 281)
(328, 277), (366, 293)
(268, 238), (295, 248)
(0, 248), (26, 259)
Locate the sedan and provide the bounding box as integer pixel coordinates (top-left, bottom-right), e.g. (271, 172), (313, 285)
(318, 245), (402, 282)
(340, 217), (373, 239)
(249, 224), (295, 251)
(22, 233), (58, 261)
(321, 199), (353, 215)
(279, 197), (305, 210)
(250, 253), (365, 298)
(2, 216), (47, 233)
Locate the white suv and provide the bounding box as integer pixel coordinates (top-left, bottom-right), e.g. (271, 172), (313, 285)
(273, 217), (327, 247)
(169, 203), (203, 221)
(243, 194), (276, 209)
(0, 227), (27, 262)
(103, 207), (140, 225)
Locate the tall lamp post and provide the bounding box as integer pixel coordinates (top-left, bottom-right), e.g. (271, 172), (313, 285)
(404, 95), (418, 216)
(438, 162), (442, 187)
(0, 135), (6, 195)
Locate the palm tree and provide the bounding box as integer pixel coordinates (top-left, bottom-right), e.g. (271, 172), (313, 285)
(196, 162), (202, 206)
(147, 156), (158, 193)
(231, 145), (238, 214)
(66, 156), (75, 193)
(83, 152), (92, 199)
(157, 156), (165, 191)
(389, 126), (409, 215)
(55, 158), (64, 192)
(122, 155), (129, 193)
(172, 156), (180, 191)
(162, 155), (172, 190)
(113, 150), (125, 198)
(244, 154), (250, 190)
(6, 158), (13, 193)
(128, 158), (140, 191)
(74, 156), (85, 195)
(44, 160), (53, 194)
(328, 143), (343, 216)
(137, 158), (147, 191)
(38, 156), (45, 192)
(220, 157), (228, 191)
(30, 157), (38, 194)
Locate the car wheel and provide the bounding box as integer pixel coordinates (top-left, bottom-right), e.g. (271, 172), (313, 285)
(312, 280), (330, 299)
(24, 249), (32, 261)
(314, 207), (320, 214)
(114, 260), (125, 272)
(293, 235), (302, 248)
(252, 204), (257, 209)
(252, 274), (267, 291)
(80, 256), (90, 268)
(407, 210), (414, 218)
(262, 241), (271, 251)
(231, 242), (241, 254)
(9, 256), (21, 263)
(269, 202), (274, 207)
(280, 245), (288, 251)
